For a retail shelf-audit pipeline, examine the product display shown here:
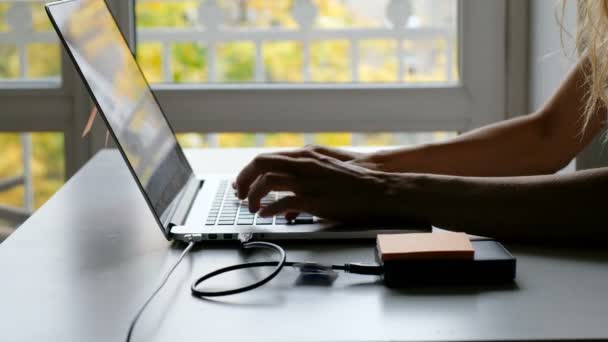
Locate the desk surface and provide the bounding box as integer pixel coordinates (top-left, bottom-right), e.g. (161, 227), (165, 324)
(2, 149), (608, 342)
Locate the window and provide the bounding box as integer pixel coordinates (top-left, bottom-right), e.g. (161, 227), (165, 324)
(176, 131), (457, 149)
(133, 0), (471, 148)
(135, 0), (458, 85)
(0, 2), (68, 235)
(0, 2), (61, 83)
(133, 0), (507, 135)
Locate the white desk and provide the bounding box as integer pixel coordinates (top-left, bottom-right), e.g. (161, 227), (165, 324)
(0, 149), (607, 342)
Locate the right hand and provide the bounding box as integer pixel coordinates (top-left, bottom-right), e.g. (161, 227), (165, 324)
(231, 145), (383, 220)
(277, 145), (382, 171)
(232, 148), (408, 223)
(232, 145), (382, 191)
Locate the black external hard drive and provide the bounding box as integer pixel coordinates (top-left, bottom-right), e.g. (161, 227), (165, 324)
(379, 240), (516, 287)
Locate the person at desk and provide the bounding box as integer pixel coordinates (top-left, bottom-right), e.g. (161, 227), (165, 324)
(233, 1), (607, 242)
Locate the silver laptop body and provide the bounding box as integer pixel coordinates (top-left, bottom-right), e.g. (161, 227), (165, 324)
(46, 0), (428, 242)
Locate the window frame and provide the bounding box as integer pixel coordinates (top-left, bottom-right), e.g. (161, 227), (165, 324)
(0, 20), (85, 176)
(129, 0), (510, 134)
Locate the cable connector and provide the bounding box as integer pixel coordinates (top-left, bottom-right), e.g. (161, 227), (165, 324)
(342, 263), (384, 276)
(183, 234), (203, 242)
(237, 232), (253, 244)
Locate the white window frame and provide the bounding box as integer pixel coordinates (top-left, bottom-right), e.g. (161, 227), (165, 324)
(127, 0), (511, 134)
(0, 14), (85, 177)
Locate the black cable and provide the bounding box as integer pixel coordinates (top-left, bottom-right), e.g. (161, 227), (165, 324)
(126, 241), (195, 342)
(191, 241), (288, 297)
(190, 241), (383, 298)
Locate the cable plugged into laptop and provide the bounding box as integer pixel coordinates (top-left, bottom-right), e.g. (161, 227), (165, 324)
(183, 233), (204, 243)
(126, 240), (197, 342)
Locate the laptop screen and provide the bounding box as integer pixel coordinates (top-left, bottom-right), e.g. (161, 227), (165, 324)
(47, 0), (193, 233)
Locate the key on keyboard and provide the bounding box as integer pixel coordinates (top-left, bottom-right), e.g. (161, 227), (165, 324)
(205, 180), (314, 226)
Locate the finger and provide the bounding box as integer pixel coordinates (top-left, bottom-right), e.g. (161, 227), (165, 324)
(277, 145), (357, 162)
(236, 154), (302, 199)
(306, 145), (359, 162)
(259, 196), (310, 218)
(285, 212), (299, 221)
(235, 154), (323, 199)
(247, 173), (302, 213)
(275, 148), (327, 160)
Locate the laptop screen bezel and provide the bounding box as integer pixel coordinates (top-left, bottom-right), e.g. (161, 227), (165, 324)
(46, 0), (196, 240)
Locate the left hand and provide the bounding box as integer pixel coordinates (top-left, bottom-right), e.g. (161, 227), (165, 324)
(233, 150), (403, 223)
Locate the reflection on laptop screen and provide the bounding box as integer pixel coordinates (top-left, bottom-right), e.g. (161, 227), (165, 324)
(48, 0), (193, 225)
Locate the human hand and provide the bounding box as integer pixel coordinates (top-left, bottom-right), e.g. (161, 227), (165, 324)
(232, 147), (404, 223)
(297, 145), (382, 171)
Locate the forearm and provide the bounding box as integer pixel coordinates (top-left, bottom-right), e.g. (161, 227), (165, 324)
(388, 168), (608, 242)
(367, 60), (603, 177)
(371, 113), (563, 176)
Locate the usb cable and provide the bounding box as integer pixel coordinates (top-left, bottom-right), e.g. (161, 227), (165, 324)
(126, 240), (196, 342)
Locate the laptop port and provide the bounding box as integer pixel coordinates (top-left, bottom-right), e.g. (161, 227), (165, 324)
(208, 234), (218, 240)
(223, 234), (233, 240)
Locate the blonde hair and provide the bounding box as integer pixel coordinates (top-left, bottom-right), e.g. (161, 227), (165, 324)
(573, 0), (608, 131)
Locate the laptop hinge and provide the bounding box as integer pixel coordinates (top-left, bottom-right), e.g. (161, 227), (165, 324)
(166, 176), (202, 229)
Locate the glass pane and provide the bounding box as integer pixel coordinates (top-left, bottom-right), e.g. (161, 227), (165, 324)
(263, 41), (303, 83)
(313, 132), (352, 146)
(0, 133), (65, 233)
(137, 42), (163, 83)
(264, 133), (305, 147)
(172, 42), (208, 82)
(359, 39), (398, 83)
(176, 132), (456, 148)
(403, 38), (455, 83)
(31, 3), (54, 32)
(313, 0), (386, 29)
(310, 40), (351, 83)
(0, 44), (18, 79)
(136, 1), (199, 28)
(221, 1), (296, 29)
(0, 2), (61, 83)
(135, 0), (458, 85)
(217, 41), (255, 83)
(27, 43), (61, 79)
(218, 133), (256, 147)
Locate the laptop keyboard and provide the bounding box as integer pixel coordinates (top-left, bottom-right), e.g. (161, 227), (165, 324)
(205, 180), (314, 226)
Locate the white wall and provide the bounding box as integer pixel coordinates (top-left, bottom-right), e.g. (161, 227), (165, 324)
(529, 0), (576, 112)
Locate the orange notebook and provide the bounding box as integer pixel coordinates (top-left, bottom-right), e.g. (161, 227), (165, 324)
(377, 232), (474, 262)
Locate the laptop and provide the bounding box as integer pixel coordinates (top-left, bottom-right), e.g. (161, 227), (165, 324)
(46, 0), (429, 242)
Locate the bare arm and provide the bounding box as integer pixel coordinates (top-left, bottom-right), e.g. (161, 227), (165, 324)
(233, 151), (608, 242)
(367, 60), (605, 176)
(388, 168), (608, 242)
